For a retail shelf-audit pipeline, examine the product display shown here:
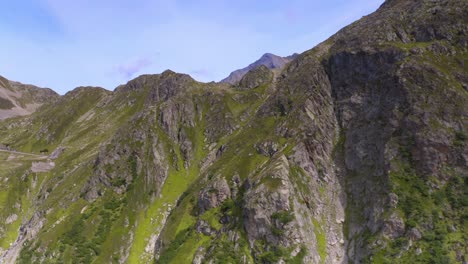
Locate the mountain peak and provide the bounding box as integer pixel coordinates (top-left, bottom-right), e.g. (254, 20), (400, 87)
(221, 52), (296, 85)
(161, 69), (176, 76)
(259, 53), (276, 59)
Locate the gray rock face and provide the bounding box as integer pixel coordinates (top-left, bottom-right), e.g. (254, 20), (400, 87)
(321, 8), (466, 258)
(82, 122), (169, 201)
(192, 247), (206, 264)
(325, 49), (407, 259)
(195, 220), (216, 236)
(330, 0), (467, 51)
(242, 156), (293, 246)
(198, 177), (231, 213)
(382, 213), (405, 239)
(1, 212), (45, 263)
(145, 70), (195, 103)
(5, 214), (18, 225)
(409, 227), (422, 241)
(238, 65), (273, 90)
(254, 141), (279, 157)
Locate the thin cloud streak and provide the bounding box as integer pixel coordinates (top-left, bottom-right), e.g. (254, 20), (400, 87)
(116, 58), (153, 79)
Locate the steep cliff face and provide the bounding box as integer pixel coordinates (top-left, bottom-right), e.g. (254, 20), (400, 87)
(0, 0), (466, 263)
(319, 0), (467, 262)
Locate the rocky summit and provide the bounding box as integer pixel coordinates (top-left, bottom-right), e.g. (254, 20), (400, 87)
(221, 53), (298, 85)
(0, 0), (467, 263)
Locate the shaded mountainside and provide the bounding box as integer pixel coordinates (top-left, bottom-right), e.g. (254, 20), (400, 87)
(0, 76), (59, 120)
(221, 53), (298, 85)
(0, 0), (467, 263)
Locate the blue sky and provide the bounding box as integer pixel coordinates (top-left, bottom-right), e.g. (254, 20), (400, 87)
(0, 0), (383, 94)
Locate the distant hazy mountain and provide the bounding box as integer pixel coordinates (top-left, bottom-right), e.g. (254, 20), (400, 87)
(0, 75), (59, 120)
(221, 53), (298, 84)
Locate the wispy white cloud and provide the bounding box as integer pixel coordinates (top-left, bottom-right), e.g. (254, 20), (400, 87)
(115, 58), (153, 79)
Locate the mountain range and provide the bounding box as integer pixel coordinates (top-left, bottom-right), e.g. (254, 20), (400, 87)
(0, 0), (467, 263)
(0, 52), (295, 121)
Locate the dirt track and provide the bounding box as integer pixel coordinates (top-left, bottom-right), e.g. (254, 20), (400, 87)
(0, 149), (47, 159)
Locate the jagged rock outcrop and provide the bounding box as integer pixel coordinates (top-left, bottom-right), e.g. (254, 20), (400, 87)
(238, 65), (274, 90)
(198, 177), (231, 213)
(1, 212), (45, 264)
(254, 141), (279, 157)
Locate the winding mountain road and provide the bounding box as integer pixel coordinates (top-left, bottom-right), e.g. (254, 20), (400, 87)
(0, 149), (47, 159)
